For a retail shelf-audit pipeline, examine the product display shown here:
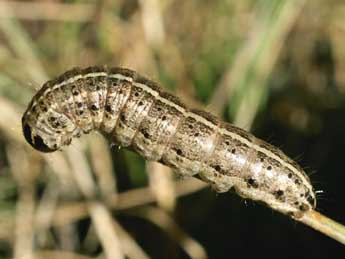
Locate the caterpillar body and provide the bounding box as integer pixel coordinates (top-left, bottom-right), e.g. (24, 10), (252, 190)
(22, 66), (316, 219)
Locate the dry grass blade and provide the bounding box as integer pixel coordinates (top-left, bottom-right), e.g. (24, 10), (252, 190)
(88, 134), (118, 199)
(65, 146), (97, 199)
(51, 178), (206, 227)
(7, 144), (36, 259)
(65, 147), (124, 258)
(0, 97), (23, 142)
(139, 0), (165, 47)
(87, 202), (123, 259)
(0, 2), (48, 84)
(57, 224), (80, 252)
(208, 0), (305, 124)
(147, 161), (176, 212)
(0, 1), (95, 22)
(112, 177), (207, 211)
(134, 207), (208, 259)
(233, 0), (307, 129)
(35, 250), (93, 259)
(113, 219), (150, 259)
(35, 179), (60, 246)
(45, 152), (78, 196)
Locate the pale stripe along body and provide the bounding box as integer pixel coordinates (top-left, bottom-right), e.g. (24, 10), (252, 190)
(22, 66), (316, 218)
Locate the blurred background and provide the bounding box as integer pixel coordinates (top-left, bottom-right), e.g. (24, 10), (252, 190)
(0, 0), (345, 258)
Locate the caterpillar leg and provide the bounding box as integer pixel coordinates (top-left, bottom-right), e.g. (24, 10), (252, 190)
(198, 172), (234, 193)
(173, 168), (199, 179)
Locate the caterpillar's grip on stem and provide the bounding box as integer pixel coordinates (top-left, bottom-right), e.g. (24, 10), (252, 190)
(22, 66), (316, 219)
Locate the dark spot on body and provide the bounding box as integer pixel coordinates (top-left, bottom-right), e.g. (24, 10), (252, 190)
(189, 125), (193, 129)
(275, 190), (284, 197)
(144, 132), (150, 138)
(247, 178), (258, 188)
(225, 141), (230, 145)
(77, 102), (83, 108)
(91, 104), (98, 111)
(294, 201), (299, 205)
(288, 173), (293, 178)
(214, 165), (221, 172)
(157, 107), (162, 111)
(295, 179), (300, 185)
(105, 105), (112, 112)
(134, 92), (139, 97)
(51, 121), (61, 128)
(231, 148), (236, 154)
(72, 90), (78, 96)
(121, 115), (125, 121)
(162, 116), (167, 121)
(260, 158), (264, 162)
(267, 166), (272, 171)
(138, 101), (143, 106)
(176, 149), (182, 156)
(77, 110), (84, 116)
(299, 204), (309, 211)
(194, 132), (199, 137)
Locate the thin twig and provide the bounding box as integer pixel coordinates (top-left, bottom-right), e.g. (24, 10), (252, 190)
(298, 210), (345, 245)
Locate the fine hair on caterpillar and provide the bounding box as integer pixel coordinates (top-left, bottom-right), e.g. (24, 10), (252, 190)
(22, 66), (316, 219)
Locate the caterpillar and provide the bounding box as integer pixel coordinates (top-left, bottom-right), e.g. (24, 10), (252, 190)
(22, 66), (316, 219)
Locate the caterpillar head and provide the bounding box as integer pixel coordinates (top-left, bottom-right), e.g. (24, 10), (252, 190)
(22, 93), (80, 153)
